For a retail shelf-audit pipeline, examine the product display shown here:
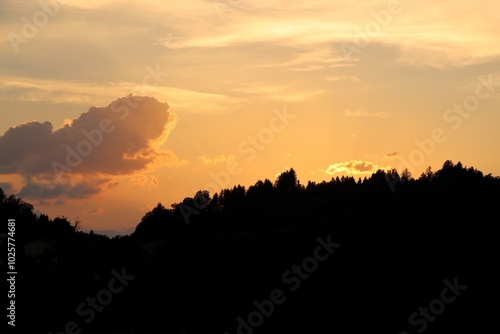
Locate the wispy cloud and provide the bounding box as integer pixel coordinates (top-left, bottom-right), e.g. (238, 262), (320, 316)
(199, 154), (235, 165)
(325, 75), (359, 82)
(86, 208), (105, 215)
(0, 77), (241, 115)
(384, 152), (399, 159)
(129, 175), (160, 190)
(161, 1), (498, 68)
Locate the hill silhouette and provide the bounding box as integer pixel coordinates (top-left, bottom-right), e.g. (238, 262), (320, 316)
(2, 160), (499, 333)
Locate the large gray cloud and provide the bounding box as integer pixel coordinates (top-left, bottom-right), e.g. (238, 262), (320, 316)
(0, 95), (177, 199)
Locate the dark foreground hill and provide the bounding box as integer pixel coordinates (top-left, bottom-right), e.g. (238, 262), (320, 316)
(1, 160), (500, 334)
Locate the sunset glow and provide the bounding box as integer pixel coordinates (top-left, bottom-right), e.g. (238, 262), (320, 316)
(1, 0), (499, 235)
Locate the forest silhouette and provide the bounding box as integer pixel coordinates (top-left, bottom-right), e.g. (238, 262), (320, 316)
(2, 160), (499, 333)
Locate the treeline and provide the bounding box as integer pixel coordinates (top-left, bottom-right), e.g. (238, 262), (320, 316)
(3, 160), (497, 246)
(2, 159), (499, 333)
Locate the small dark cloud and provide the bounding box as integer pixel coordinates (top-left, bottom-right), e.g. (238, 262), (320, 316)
(384, 152), (399, 159)
(86, 208), (105, 215)
(18, 176), (110, 199)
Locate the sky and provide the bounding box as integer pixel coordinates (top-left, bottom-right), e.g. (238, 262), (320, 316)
(1, 0), (499, 235)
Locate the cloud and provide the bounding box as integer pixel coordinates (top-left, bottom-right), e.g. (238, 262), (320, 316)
(129, 174), (159, 190)
(325, 76), (359, 82)
(0, 182), (14, 194)
(0, 95), (175, 175)
(154, 0), (500, 68)
(0, 78), (123, 106)
(17, 176), (111, 199)
(325, 160), (390, 175)
(384, 152), (399, 159)
(0, 95), (179, 200)
(230, 82), (326, 102)
(199, 155), (234, 166)
(0, 77), (242, 115)
(86, 208), (105, 215)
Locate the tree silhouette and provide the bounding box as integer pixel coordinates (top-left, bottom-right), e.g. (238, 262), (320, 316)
(2, 159), (500, 333)
(133, 203), (174, 242)
(275, 168), (299, 190)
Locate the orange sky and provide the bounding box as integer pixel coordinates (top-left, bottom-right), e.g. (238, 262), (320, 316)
(1, 0), (499, 235)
